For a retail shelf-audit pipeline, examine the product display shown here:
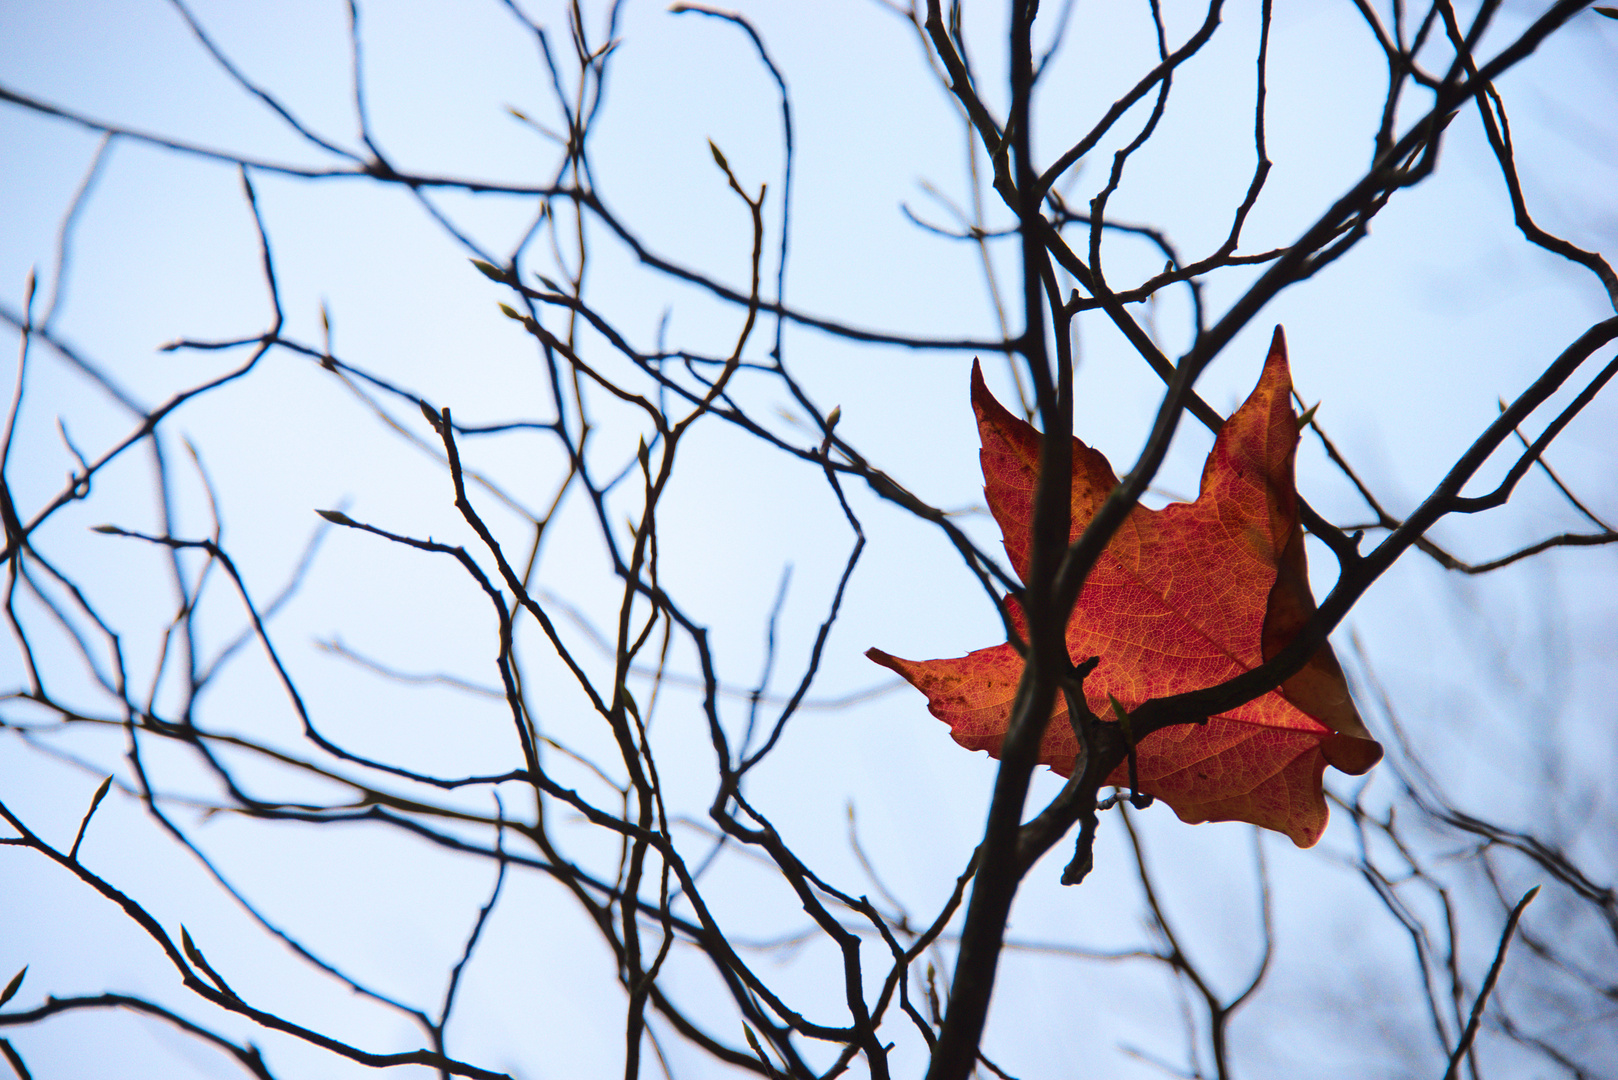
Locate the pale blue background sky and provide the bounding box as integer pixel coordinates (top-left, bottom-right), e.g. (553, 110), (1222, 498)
(2, 2), (1616, 1077)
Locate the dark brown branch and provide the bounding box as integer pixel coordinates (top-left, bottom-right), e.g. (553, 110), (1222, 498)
(1441, 887), (1539, 1080)
(0, 994), (275, 1079)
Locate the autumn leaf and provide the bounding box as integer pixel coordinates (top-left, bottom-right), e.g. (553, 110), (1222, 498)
(869, 329), (1381, 847)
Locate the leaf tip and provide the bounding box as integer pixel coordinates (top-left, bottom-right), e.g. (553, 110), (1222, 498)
(968, 358), (1015, 431)
(1322, 732), (1384, 775)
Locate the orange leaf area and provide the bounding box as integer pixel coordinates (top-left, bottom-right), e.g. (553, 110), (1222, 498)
(869, 329), (1381, 847)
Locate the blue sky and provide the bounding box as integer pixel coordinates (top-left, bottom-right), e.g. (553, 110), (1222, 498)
(2, 2), (1616, 1077)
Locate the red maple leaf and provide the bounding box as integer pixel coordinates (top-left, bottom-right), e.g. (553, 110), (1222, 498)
(869, 329), (1382, 847)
